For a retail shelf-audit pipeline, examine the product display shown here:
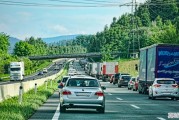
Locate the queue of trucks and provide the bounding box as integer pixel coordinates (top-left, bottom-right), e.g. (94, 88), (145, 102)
(81, 61), (118, 81)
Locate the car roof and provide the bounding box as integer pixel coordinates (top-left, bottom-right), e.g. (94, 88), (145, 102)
(63, 76), (70, 78)
(68, 75), (96, 80)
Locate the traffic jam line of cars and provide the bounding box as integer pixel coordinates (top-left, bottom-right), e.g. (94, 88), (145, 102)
(57, 60), (179, 117)
(57, 61), (106, 113)
(109, 72), (179, 101)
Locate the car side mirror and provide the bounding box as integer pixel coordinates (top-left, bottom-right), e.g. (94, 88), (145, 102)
(57, 80), (61, 83)
(101, 86), (106, 90)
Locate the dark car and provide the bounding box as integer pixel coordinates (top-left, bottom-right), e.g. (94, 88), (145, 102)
(38, 71), (43, 75)
(113, 73), (130, 84)
(118, 75), (131, 87)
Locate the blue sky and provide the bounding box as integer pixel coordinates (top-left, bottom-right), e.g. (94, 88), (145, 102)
(0, 0), (146, 39)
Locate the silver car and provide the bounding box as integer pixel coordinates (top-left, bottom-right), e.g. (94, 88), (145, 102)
(59, 76), (106, 113)
(148, 78), (179, 100)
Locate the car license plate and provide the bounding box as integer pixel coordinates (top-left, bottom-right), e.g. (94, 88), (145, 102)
(75, 92), (90, 96)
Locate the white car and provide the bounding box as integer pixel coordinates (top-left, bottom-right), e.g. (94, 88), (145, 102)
(43, 68), (48, 73)
(59, 75), (106, 113)
(148, 78), (178, 100)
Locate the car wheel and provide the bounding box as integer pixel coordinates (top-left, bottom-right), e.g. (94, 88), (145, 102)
(151, 94), (155, 100)
(138, 90), (142, 94)
(118, 84), (121, 88)
(60, 105), (66, 113)
(171, 97), (175, 100)
(148, 96), (151, 99)
(97, 107), (105, 113)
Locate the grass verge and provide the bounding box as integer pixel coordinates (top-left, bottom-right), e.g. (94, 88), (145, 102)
(0, 65), (68, 120)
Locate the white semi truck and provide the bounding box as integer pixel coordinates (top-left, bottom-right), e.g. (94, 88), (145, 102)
(10, 62), (24, 81)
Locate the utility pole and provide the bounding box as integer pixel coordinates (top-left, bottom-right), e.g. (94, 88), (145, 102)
(132, 0), (134, 56)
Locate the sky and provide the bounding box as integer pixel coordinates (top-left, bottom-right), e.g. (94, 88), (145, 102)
(0, 0), (146, 40)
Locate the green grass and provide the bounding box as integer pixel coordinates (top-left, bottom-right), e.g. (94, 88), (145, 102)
(118, 59), (139, 77)
(0, 64), (68, 120)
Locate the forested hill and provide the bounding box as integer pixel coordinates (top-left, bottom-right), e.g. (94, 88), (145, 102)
(71, 0), (179, 60)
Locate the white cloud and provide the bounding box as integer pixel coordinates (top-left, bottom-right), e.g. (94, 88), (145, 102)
(50, 24), (69, 34)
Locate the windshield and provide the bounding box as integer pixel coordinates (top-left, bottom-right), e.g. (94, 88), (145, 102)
(157, 80), (175, 84)
(10, 68), (20, 71)
(66, 79), (99, 87)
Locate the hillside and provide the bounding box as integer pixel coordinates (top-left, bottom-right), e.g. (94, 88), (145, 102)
(119, 59), (139, 77)
(42, 34), (80, 44)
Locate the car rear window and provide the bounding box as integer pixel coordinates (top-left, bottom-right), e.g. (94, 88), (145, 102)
(121, 76), (131, 81)
(157, 80), (175, 84)
(66, 79), (99, 87)
(132, 78), (135, 81)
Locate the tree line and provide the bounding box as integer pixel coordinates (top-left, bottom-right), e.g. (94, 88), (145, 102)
(1, 0), (179, 75)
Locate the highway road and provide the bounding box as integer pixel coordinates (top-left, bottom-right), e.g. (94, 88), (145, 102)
(0, 59), (66, 85)
(29, 81), (179, 120)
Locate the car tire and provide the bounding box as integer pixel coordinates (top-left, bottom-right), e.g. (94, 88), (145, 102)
(118, 84), (121, 88)
(138, 90), (142, 94)
(171, 97), (175, 100)
(97, 107), (105, 113)
(60, 105), (66, 113)
(151, 94), (155, 100)
(148, 96), (151, 99)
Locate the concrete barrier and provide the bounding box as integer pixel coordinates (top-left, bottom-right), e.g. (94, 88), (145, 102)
(0, 69), (63, 102)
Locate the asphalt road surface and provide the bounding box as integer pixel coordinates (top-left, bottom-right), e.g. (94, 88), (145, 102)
(0, 59), (66, 85)
(29, 81), (179, 120)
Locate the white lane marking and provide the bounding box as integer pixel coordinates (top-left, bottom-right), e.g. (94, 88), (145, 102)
(52, 103), (60, 120)
(157, 117), (166, 120)
(108, 93), (112, 95)
(116, 97), (123, 101)
(130, 104), (140, 109)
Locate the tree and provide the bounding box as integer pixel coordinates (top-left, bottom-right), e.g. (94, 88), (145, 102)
(0, 33), (10, 53)
(14, 41), (35, 56)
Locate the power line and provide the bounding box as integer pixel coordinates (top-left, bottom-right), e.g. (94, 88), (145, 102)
(0, 0), (122, 7)
(49, 0), (120, 4)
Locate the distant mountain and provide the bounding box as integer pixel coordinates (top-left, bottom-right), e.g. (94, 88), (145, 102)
(42, 34), (79, 44)
(9, 37), (20, 54)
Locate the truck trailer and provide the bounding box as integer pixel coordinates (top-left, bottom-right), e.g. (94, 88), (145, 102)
(138, 44), (179, 94)
(101, 62), (118, 81)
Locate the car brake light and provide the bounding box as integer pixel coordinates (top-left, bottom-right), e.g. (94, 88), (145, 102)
(62, 90), (71, 95)
(172, 84), (178, 88)
(154, 84), (161, 87)
(95, 91), (104, 96)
